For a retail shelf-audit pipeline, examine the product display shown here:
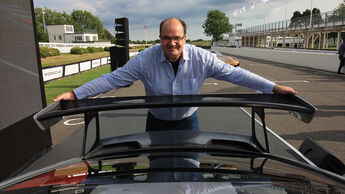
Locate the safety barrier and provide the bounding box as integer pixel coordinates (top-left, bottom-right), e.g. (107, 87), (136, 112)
(39, 42), (114, 53)
(42, 57), (110, 82)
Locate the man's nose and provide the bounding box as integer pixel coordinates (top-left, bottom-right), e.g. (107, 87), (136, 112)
(167, 39), (176, 45)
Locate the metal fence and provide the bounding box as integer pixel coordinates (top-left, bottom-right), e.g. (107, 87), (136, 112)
(238, 10), (345, 35)
(39, 42), (114, 53)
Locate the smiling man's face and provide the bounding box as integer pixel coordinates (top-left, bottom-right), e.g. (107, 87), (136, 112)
(160, 18), (186, 62)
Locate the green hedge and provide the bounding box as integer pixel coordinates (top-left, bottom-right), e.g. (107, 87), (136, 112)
(40, 47), (60, 58)
(87, 47), (103, 53)
(70, 47), (104, 54)
(70, 47), (89, 54)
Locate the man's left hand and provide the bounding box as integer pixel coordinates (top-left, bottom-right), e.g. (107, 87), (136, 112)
(273, 84), (297, 95)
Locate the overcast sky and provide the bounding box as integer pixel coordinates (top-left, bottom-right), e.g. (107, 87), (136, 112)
(33, 0), (344, 41)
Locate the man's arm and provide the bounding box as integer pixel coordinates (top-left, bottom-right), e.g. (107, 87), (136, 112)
(205, 50), (297, 95)
(54, 53), (144, 101)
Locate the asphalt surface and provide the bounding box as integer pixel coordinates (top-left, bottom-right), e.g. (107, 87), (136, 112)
(230, 55), (345, 164)
(216, 47), (341, 73)
(20, 48), (345, 176)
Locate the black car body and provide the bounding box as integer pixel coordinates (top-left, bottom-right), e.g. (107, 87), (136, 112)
(1, 94), (345, 193)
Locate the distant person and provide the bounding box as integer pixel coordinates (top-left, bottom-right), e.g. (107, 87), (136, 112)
(54, 17), (297, 131)
(338, 39), (345, 74)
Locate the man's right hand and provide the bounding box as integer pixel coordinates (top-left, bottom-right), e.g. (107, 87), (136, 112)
(54, 91), (77, 101)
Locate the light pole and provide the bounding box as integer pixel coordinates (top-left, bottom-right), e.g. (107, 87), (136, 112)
(264, 3), (266, 33)
(285, 0), (288, 30)
(262, 0), (269, 33)
(285, 0), (287, 21)
(309, 0), (313, 29)
(144, 25), (147, 46)
(42, 10), (46, 32)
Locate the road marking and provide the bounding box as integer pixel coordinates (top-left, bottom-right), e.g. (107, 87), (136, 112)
(203, 82), (218, 86)
(90, 95), (117, 99)
(240, 47), (336, 56)
(272, 80), (309, 83)
(99, 95), (117, 98)
(64, 118), (84, 126)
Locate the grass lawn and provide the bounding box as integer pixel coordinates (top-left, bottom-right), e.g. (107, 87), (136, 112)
(189, 40), (211, 47)
(44, 65), (111, 105)
(41, 52), (110, 68)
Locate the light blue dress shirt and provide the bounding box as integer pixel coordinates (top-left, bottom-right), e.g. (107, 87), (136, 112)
(74, 44), (274, 120)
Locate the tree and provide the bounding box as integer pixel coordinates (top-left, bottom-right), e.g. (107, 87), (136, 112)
(328, 0), (345, 22)
(34, 8), (114, 42)
(290, 11), (302, 27)
(70, 10), (103, 34)
(35, 8), (66, 42)
(301, 9), (311, 17)
(34, 8), (48, 42)
(289, 8), (322, 27)
(202, 10), (232, 42)
(101, 29), (115, 42)
(328, 32), (338, 44)
(300, 9), (311, 26)
(311, 8), (323, 24)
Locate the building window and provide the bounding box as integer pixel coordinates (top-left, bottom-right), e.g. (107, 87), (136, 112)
(86, 36), (90, 41)
(59, 35), (62, 40)
(54, 36), (56, 40)
(75, 36), (82, 41)
(93, 36), (97, 41)
(65, 26), (73, 32)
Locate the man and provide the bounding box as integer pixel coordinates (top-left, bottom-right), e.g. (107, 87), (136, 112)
(338, 39), (345, 74)
(55, 17), (297, 131)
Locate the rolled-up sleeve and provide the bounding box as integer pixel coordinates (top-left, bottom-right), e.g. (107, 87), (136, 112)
(74, 55), (143, 99)
(206, 54), (274, 94)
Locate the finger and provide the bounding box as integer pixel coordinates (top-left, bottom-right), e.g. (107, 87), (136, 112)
(285, 87), (297, 94)
(54, 94), (63, 101)
(54, 92), (69, 101)
(278, 86), (297, 95)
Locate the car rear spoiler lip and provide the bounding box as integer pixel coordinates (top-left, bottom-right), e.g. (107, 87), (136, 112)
(34, 94), (316, 131)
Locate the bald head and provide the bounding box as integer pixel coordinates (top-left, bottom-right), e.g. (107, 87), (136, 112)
(159, 17), (186, 35)
(159, 17), (187, 62)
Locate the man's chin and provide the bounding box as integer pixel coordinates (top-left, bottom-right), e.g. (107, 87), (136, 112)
(166, 54), (180, 62)
(166, 51), (178, 56)
(167, 49), (178, 53)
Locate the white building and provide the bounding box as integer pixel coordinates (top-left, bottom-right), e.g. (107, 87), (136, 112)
(228, 33), (242, 48)
(266, 36), (304, 47)
(228, 23), (242, 48)
(47, 25), (98, 43)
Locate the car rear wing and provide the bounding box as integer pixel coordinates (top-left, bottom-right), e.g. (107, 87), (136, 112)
(34, 94), (316, 154)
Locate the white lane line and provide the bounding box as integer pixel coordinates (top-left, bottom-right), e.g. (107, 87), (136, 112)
(90, 95), (117, 99)
(203, 82), (218, 86)
(272, 80), (309, 83)
(240, 47), (336, 56)
(64, 118), (84, 126)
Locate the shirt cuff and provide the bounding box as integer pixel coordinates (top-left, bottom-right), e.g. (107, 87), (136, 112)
(70, 91), (77, 100)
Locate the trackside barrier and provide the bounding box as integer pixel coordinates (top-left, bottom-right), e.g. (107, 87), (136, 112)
(42, 52), (140, 83)
(42, 57), (110, 82)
